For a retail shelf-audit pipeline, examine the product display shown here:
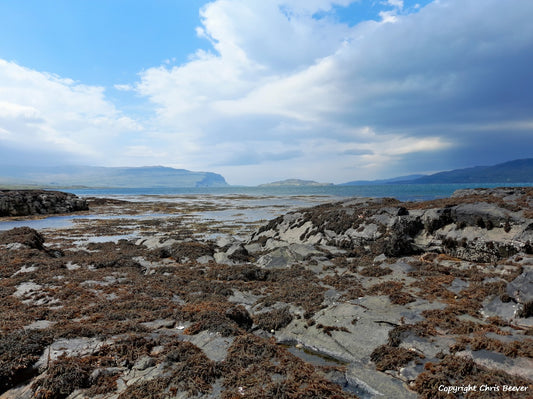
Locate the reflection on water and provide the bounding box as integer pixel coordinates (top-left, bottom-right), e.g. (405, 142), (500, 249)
(72, 234), (138, 244)
(281, 343), (346, 367)
(0, 213), (176, 231)
(0, 194), (335, 232)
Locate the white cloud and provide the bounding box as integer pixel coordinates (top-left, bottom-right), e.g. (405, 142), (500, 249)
(3, 0), (533, 184)
(386, 0), (404, 9)
(131, 0), (533, 183)
(0, 59), (142, 164)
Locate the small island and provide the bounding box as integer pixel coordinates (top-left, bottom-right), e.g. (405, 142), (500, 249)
(258, 178), (333, 187)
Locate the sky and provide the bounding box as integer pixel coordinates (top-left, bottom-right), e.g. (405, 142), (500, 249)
(0, 0), (532, 185)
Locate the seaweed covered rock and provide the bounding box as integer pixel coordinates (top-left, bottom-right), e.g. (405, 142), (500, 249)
(0, 190), (88, 217)
(0, 227), (45, 250)
(249, 187), (533, 263)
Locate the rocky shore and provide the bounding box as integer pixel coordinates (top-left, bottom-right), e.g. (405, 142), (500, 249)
(0, 190), (88, 217)
(0, 188), (532, 398)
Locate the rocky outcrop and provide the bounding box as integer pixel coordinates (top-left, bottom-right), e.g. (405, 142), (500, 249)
(247, 187), (533, 264)
(0, 190), (88, 217)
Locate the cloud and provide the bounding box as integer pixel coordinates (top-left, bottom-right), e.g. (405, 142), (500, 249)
(2, 0), (532, 184)
(0, 59), (141, 166)
(386, 0), (404, 10)
(128, 0), (533, 183)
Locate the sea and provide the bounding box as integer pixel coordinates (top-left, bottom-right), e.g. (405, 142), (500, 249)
(65, 182), (533, 202)
(1, 182), (532, 232)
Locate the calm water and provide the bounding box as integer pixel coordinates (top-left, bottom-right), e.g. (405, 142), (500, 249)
(65, 183), (533, 202)
(2, 183), (531, 232)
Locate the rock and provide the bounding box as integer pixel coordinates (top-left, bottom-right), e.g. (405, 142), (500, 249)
(140, 319), (175, 330)
(248, 190), (533, 263)
(23, 320), (55, 330)
(448, 278), (469, 294)
(0, 227), (45, 250)
(136, 237), (178, 250)
(0, 190), (88, 216)
(0, 383), (34, 399)
(35, 338), (103, 371)
(455, 350), (533, 381)
(225, 305), (253, 331)
(226, 243), (251, 262)
(214, 252), (232, 264)
(345, 363), (417, 399)
(288, 243), (323, 259)
(507, 268), (533, 305)
(373, 254), (387, 264)
(507, 268), (533, 317)
(481, 296), (519, 321)
(197, 255), (215, 264)
(169, 240), (214, 262)
(243, 242), (262, 254)
(133, 355), (156, 370)
(181, 331), (234, 362)
(256, 244), (324, 268)
(216, 235), (237, 248)
(257, 247), (296, 268)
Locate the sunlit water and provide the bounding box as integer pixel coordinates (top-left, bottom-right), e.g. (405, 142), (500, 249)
(1, 183), (531, 232)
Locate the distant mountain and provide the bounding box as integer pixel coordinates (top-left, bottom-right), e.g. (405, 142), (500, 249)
(259, 179), (333, 187)
(340, 159), (533, 185)
(340, 174), (426, 186)
(0, 165), (228, 188)
(404, 158), (533, 184)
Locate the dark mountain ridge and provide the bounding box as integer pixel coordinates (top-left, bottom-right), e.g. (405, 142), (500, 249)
(341, 158), (533, 185)
(403, 158), (533, 184)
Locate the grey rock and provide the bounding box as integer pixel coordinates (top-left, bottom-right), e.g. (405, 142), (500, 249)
(481, 296), (519, 321)
(243, 242), (263, 254)
(140, 319), (175, 330)
(228, 289), (262, 307)
(35, 338), (103, 371)
(373, 254), (387, 264)
(455, 349), (533, 381)
(507, 268), (533, 305)
(133, 356), (156, 371)
(452, 202), (517, 226)
(0, 383), (34, 399)
(257, 247), (295, 268)
(216, 235), (237, 248)
(197, 255), (214, 264)
(23, 320), (55, 330)
(136, 237), (178, 250)
(214, 252), (232, 264)
(288, 243), (323, 259)
(345, 363), (417, 399)
(449, 278), (469, 294)
(182, 331), (234, 362)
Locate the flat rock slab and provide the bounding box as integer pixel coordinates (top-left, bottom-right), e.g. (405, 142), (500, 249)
(182, 330), (234, 362)
(346, 363), (417, 399)
(35, 337), (104, 371)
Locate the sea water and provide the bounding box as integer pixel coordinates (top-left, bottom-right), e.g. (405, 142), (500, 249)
(65, 182), (533, 202)
(2, 183), (531, 232)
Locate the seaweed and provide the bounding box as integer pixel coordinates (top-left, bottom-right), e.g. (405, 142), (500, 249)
(370, 344), (423, 371)
(0, 329), (54, 393)
(254, 306), (293, 331)
(412, 355), (532, 399)
(32, 355), (95, 399)
(219, 334), (357, 398)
